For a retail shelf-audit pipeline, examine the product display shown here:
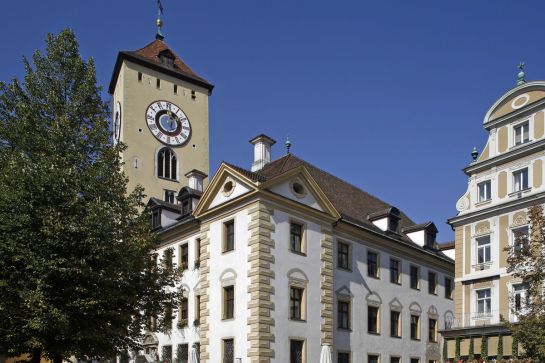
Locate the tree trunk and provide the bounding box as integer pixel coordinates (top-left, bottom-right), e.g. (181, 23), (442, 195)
(31, 349), (41, 363)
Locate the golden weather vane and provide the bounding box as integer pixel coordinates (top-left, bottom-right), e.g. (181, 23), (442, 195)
(156, 0), (164, 40)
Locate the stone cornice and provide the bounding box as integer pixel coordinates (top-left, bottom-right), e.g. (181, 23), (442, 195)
(463, 139), (545, 176)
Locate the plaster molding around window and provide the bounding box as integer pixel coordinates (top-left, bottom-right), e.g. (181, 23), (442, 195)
(509, 161), (531, 171)
(221, 177), (236, 197)
(409, 302), (422, 316)
(366, 292), (382, 308)
(388, 298), (403, 312)
(219, 268), (237, 287)
(427, 305), (439, 319)
(335, 285), (354, 300)
(510, 212), (528, 228)
(474, 225), (492, 237)
(287, 268), (309, 288)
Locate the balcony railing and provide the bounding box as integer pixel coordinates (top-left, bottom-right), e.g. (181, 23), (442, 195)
(444, 309), (520, 330)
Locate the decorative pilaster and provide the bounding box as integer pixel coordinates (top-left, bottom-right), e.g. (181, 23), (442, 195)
(198, 223), (211, 362)
(247, 203), (275, 363)
(320, 226), (334, 346)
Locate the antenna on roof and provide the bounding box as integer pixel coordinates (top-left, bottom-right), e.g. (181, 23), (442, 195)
(517, 62), (526, 86)
(285, 135), (292, 154)
(156, 0), (165, 40)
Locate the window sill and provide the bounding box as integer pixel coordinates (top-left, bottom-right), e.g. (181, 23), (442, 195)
(475, 199), (492, 207)
(289, 318), (307, 323)
(391, 281), (402, 286)
(509, 187), (532, 198)
(221, 317), (235, 321)
(368, 331), (380, 336)
(410, 287), (420, 291)
(428, 292), (438, 296)
(390, 335), (402, 339)
(157, 176), (180, 183)
(367, 275), (380, 280)
(410, 338), (421, 342)
(337, 266), (352, 272)
(289, 249), (307, 257)
(472, 262), (492, 271)
(510, 140), (532, 150)
(222, 249), (235, 255)
(337, 327), (352, 332)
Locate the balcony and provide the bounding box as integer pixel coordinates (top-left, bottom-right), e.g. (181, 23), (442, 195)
(443, 309), (519, 334)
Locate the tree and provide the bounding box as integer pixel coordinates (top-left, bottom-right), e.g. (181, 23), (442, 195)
(497, 334), (503, 361)
(480, 336), (488, 362)
(0, 30), (182, 362)
(505, 205), (545, 361)
(469, 336), (475, 361)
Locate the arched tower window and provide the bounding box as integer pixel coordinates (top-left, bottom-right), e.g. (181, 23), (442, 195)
(158, 147), (177, 180)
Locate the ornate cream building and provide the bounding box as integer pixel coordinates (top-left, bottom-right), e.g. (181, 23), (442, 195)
(441, 74), (545, 359)
(110, 29), (454, 362)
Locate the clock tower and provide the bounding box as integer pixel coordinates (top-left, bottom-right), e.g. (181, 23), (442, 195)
(109, 37), (213, 202)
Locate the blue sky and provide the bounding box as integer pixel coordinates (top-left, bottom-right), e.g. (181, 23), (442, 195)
(2, 1), (545, 241)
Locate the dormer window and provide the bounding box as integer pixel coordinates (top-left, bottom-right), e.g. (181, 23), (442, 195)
(151, 209), (161, 229)
(181, 199), (191, 216)
(159, 51), (175, 69)
(514, 122), (529, 145)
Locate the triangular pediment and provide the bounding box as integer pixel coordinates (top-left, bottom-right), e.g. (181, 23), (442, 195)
(261, 166), (340, 219)
(193, 163), (258, 217)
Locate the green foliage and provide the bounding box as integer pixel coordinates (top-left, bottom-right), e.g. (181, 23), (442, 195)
(481, 336), (488, 362)
(505, 205), (545, 361)
(455, 337), (461, 361)
(468, 336), (475, 361)
(0, 30), (182, 361)
(497, 334), (503, 361)
(512, 335), (519, 358)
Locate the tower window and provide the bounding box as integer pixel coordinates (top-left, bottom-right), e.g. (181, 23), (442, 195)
(156, 78), (161, 89)
(157, 147), (177, 180)
(174, 84), (178, 94)
(191, 90), (196, 100)
(138, 72), (142, 82)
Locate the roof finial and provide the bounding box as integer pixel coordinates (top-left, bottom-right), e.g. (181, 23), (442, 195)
(471, 146), (479, 161)
(517, 61), (526, 85)
(285, 135), (292, 154)
(156, 0), (164, 40)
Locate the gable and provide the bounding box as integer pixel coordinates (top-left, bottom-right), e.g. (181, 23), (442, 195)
(485, 82), (545, 123)
(208, 174), (253, 209)
(268, 177), (324, 212)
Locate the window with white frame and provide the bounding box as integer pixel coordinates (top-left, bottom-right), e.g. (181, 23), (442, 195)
(513, 226), (529, 254)
(477, 180), (491, 202)
(157, 147), (177, 180)
(513, 168), (529, 192)
(512, 283), (529, 313)
(514, 122), (530, 145)
(476, 235), (491, 264)
(476, 289), (491, 316)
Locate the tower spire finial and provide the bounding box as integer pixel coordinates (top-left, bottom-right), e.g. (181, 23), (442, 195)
(156, 0), (164, 40)
(285, 135), (292, 154)
(517, 61), (526, 86)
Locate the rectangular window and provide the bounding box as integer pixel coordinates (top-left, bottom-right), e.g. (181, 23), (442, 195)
(476, 235), (491, 264)
(223, 220), (235, 252)
(179, 244), (188, 270)
(368, 306), (379, 334)
(222, 338), (234, 363)
(411, 359), (420, 363)
(391, 358), (401, 363)
(390, 310), (401, 337)
(164, 189), (176, 204)
(151, 210), (161, 229)
(290, 286), (304, 320)
(410, 315), (420, 340)
(428, 271), (437, 295)
(177, 343), (188, 363)
(138, 72), (142, 82)
(513, 226), (529, 254)
(367, 251), (379, 278)
(290, 339), (304, 363)
(179, 298), (188, 325)
(162, 345), (172, 363)
(338, 300), (350, 329)
(476, 289), (491, 316)
(428, 318), (437, 342)
(410, 265), (420, 290)
(478, 180), (492, 202)
(513, 168), (529, 191)
(368, 354), (380, 363)
(290, 222), (303, 253)
(191, 90), (196, 100)
(514, 122), (530, 145)
(174, 84), (178, 94)
(513, 283), (529, 312)
(445, 277), (453, 299)
(223, 285), (234, 319)
(195, 295), (201, 323)
(338, 352), (350, 363)
(156, 78), (161, 89)
(338, 241), (350, 269)
(195, 238), (201, 267)
(390, 258), (401, 284)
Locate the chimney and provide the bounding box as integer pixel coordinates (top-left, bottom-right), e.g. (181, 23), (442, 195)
(185, 169), (207, 192)
(250, 134), (276, 172)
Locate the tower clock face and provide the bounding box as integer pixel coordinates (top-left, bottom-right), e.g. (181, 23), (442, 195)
(113, 101), (121, 145)
(146, 100), (191, 146)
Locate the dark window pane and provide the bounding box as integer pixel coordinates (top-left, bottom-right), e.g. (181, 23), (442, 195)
(224, 221), (234, 252)
(290, 340), (304, 363)
(410, 265), (419, 289)
(176, 344), (188, 363)
(368, 306), (379, 333)
(338, 352), (350, 363)
(368, 355), (379, 363)
(390, 259), (400, 283)
(223, 339), (234, 363)
(411, 315), (420, 340)
(390, 311), (400, 337)
(290, 287), (303, 320)
(338, 300), (350, 329)
(224, 286), (234, 319)
(368, 252), (378, 277)
(290, 223), (303, 252)
(338, 242), (350, 269)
